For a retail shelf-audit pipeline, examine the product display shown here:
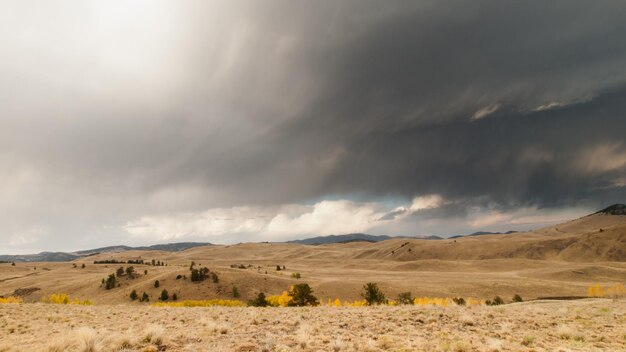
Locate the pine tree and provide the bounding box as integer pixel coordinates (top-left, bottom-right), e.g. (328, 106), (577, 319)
(362, 283), (386, 305)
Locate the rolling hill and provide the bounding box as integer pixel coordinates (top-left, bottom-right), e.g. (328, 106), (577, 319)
(0, 205), (624, 304)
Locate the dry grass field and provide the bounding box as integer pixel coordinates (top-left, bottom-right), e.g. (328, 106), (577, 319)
(1, 299), (625, 351)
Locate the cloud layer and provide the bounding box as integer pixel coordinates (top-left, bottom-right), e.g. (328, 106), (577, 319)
(1, 1), (626, 252)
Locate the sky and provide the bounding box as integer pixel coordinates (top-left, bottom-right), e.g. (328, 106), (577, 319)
(1, 1), (626, 254)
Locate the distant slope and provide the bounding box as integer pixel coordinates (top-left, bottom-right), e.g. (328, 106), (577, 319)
(0, 242), (212, 262)
(286, 233), (437, 245)
(287, 233), (396, 245)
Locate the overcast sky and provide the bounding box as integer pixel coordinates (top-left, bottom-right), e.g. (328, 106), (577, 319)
(2, 1), (626, 254)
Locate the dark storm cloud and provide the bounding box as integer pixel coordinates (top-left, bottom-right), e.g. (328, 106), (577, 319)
(1, 0), (626, 251)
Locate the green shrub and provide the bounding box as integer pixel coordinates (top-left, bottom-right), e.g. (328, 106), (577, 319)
(154, 280), (160, 288)
(288, 283), (319, 306)
(160, 289), (169, 301)
(130, 290), (138, 300)
(140, 292), (149, 302)
(362, 283), (386, 305)
(512, 294), (523, 303)
(248, 292), (268, 307)
(453, 297), (466, 306)
(232, 287), (239, 298)
(396, 292), (413, 305)
(291, 272), (301, 279)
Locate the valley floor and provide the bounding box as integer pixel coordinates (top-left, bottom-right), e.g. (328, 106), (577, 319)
(0, 299), (624, 352)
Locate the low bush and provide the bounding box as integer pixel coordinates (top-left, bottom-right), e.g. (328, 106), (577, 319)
(41, 293), (92, 305)
(152, 299), (246, 307)
(396, 292), (413, 305)
(0, 296), (22, 304)
(248, 293), (268, 307)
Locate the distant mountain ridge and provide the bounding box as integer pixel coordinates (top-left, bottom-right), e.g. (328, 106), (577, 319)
(286, 233), (443, 245)
(0, 242), (211, 262)
(596, 204), (626, 215)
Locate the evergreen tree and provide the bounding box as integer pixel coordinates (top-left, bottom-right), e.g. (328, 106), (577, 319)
(362, 282), (386, 305)
(248, 292), (268, 307)
(288, 283), (319, 306)
(105, 274), (117, 290)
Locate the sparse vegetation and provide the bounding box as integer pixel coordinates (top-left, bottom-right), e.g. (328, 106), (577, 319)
(512, 294), (523, 302)
(232, 287), (239, 298)
(291, 272), (301, 279)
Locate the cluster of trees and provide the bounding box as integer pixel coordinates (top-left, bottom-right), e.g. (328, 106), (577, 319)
(94, 259), (125, 264)
(103, 274), (117, 290)
(189, 262), (219, 283)
(101, 266), (142, 290)
(130, 287), (177, 302)
(150, 259), (166, 266)
(130, 290), (150, 302)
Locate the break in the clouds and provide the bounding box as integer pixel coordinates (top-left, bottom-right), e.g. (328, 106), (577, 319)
(1, 0), (626, 253)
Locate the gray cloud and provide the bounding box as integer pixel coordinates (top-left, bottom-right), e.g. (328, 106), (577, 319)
(1, 1), (626, 252)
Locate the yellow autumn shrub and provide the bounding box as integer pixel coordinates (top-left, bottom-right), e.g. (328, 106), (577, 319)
(0, 296), (22, 304)
(413, 297), (452, 307)
(41, 293), (92, 305)
(266, 291), (292, 307)
(152, 299), (246, 307)
(589, 283), (625, 298)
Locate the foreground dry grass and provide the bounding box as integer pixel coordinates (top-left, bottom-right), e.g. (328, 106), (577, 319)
(1, 299), (624, 352)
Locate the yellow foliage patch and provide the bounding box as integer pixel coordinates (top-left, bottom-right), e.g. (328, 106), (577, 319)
(152, 299), (246, 307)
(588, 283), (625, 298)
(413, 297), (452, 307)
(0, 296), (22, 304)
(266, 291), (292, 307)
(41, 293), (92, 305)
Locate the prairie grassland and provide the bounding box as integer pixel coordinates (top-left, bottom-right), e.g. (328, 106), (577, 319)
(0, 299), (624, 352)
